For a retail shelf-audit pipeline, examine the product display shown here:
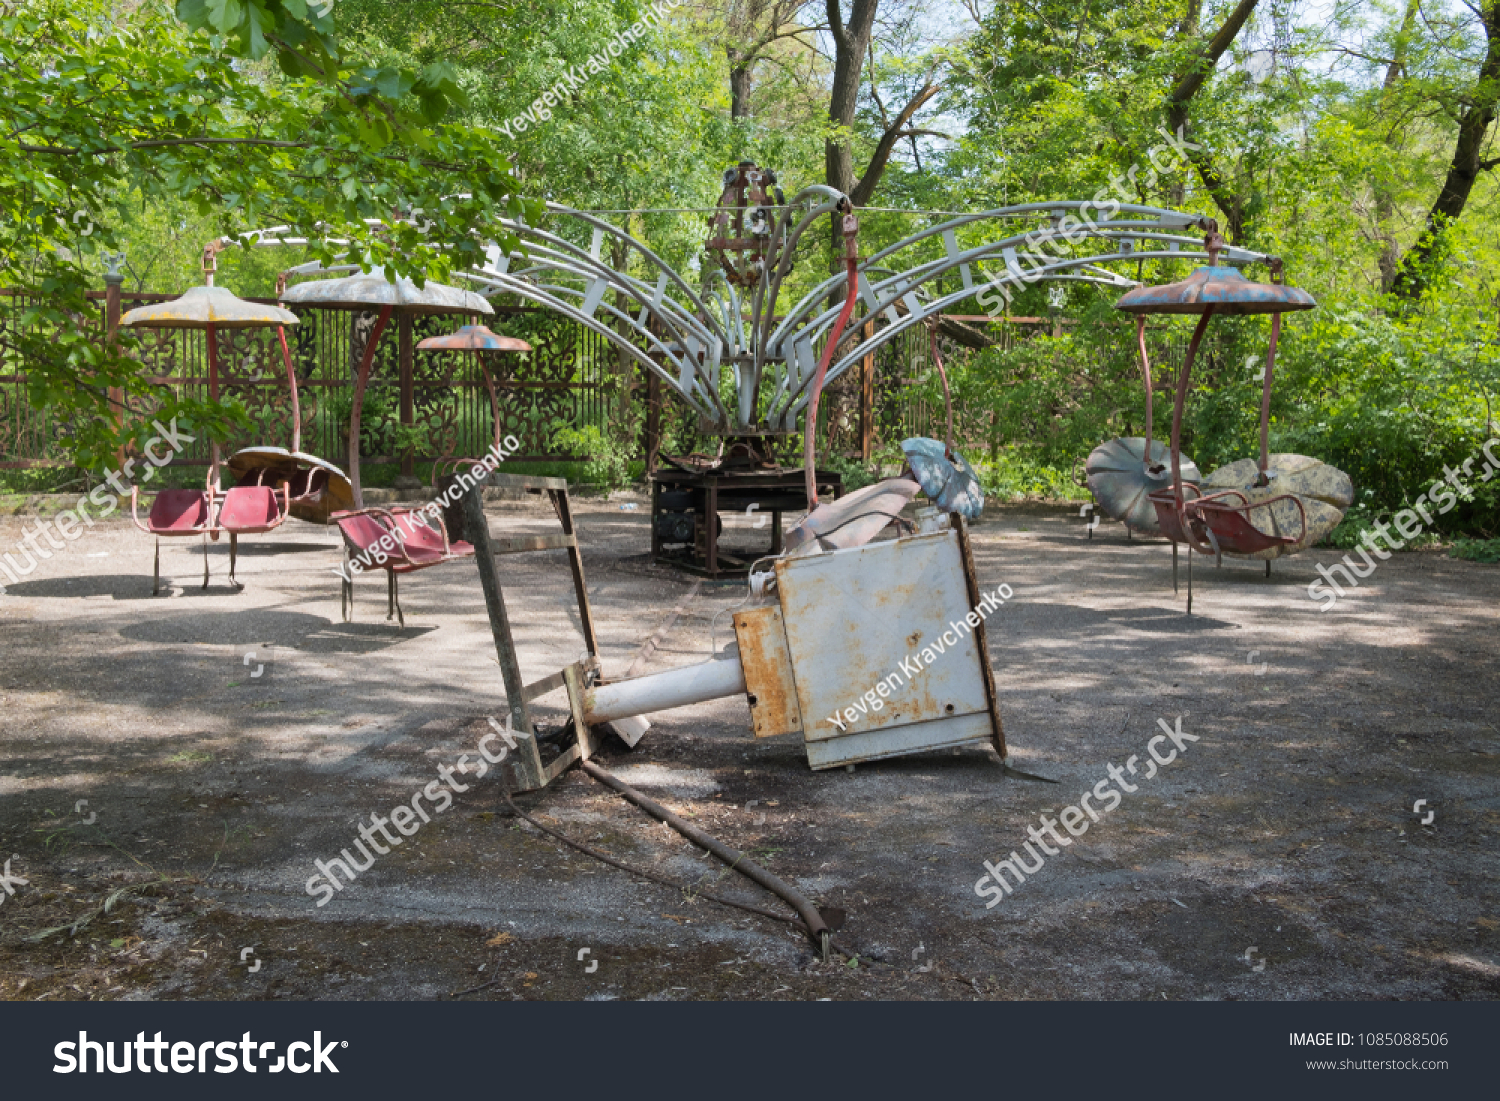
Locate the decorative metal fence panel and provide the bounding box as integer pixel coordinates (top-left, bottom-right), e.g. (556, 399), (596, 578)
(3, 287), (1214, 475)
(0, 291), (613, 469)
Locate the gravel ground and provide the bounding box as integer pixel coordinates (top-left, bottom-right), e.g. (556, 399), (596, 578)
(0, 491), (1496, 1002)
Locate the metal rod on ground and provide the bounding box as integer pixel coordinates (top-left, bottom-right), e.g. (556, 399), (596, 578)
(579, 759), (834, 956)
(1187, 540), (1193, 615)
(495, 782), (798, 929)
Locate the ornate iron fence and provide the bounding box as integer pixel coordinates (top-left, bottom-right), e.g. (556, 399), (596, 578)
(0, 291), (613, 470)
(2, 287), (1207, 475)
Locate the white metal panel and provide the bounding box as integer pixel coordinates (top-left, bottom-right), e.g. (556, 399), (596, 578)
(804, 713), (990, 770)
(773, 530), (991, 747)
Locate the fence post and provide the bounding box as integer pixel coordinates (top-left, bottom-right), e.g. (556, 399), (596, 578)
(398, 312), (414, 477)
(103, 255), (125, 468)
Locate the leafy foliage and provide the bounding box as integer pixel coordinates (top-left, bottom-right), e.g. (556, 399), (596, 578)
(1, 0), (535, 470)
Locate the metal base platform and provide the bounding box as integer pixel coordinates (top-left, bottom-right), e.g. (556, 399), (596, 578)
(649, 467), (843, 578)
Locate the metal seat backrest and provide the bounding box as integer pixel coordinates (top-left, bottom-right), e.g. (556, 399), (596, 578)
(147, 489), (210, 533)
(218, 485), (282, 530)
(1196, 504), (1292, 555)
(336, 512), (396, 556)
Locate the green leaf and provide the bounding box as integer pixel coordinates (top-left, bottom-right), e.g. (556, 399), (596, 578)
(416, 91), (447, 125)
(242, 1), (270, 60)
(373, 67), (415, 100)
(175, 0), (211, 30)
(205, 0), (242, 36)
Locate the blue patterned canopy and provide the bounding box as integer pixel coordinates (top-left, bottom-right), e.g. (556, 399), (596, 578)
(901, 437), (985, 519)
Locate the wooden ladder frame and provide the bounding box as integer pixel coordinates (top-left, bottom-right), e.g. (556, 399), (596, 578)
(460, 471), (601, 793)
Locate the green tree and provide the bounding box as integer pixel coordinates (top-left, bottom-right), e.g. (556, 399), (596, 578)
(1, 0), (536, 470)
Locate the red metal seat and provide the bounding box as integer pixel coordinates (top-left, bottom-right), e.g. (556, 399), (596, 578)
(131, 487), (216, 594)
(217, 484), (291, 586)
(1146, 484), (1204, 547)
(331, 507), (473, 627)
(1148, 486), (1307, 562)
(1191, 490), (1307, 561)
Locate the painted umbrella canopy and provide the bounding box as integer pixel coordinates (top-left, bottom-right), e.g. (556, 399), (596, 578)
(279, 270), (492, 507)
(119, 284), (299, 329)
(901, 437), (985, 520)
(1113, 265), (1316, 316)
(1085, 437), (1202, 535)
(1200, 453), (1353, 559)
(415, 324), (530, 352)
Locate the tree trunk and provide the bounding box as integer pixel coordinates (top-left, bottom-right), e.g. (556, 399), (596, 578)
(729, 47), (753, 119)
(1391, 1), (1500, 301)
(1163, 0), (1260, 242)
(825, 0), (880, 259)
(1375, 0), (1421, 293)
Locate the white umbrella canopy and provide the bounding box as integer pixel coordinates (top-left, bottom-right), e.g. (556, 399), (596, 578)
(279, 269), (493, 315)
(121, 285), (301, 487)
(280, 268), (493, 506)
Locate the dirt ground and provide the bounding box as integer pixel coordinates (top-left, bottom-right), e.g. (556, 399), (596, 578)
(0, 489), (1497, 1002)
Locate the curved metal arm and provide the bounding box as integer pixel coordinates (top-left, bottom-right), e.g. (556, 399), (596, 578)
(129, 485), (150, 534)
(804, 238), (861, 506)
(1135, 315), (1164, 476)
(267, 482), (292, 532)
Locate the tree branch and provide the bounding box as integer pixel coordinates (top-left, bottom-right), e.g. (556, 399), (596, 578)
(850, 79), (940, 207)
(1165, 0), (1260, 109)
(15, 138), (311, 155)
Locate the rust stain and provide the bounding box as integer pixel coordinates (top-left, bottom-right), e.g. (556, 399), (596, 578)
(732, 606), (802, 737)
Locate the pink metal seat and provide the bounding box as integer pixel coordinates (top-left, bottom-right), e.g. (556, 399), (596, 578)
(1191, 490), (1307, 560)
(331, 507), (473, 627)
(1148, 486), (1307, 562)
(130, 487), (216, 594)
(217, 484), (291, 586)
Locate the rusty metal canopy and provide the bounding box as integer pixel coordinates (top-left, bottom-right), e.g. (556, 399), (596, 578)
(225, 447), (355, 525)
(280, 269), (493, 316)
(120, 285), (299, 330)
(1085, 437), (1201, 534)
(1114, 265), (1316, 316)
(415, 324), (531, 352)
(902, 437), (984, 519)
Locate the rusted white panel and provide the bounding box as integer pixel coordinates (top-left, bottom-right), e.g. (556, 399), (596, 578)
(773, 530), (992, 766)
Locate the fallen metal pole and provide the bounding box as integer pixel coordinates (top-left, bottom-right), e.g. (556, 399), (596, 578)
(582, 647), (747, 726)
(497, 782), (797, 928)
(578, 759), (834, 954)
